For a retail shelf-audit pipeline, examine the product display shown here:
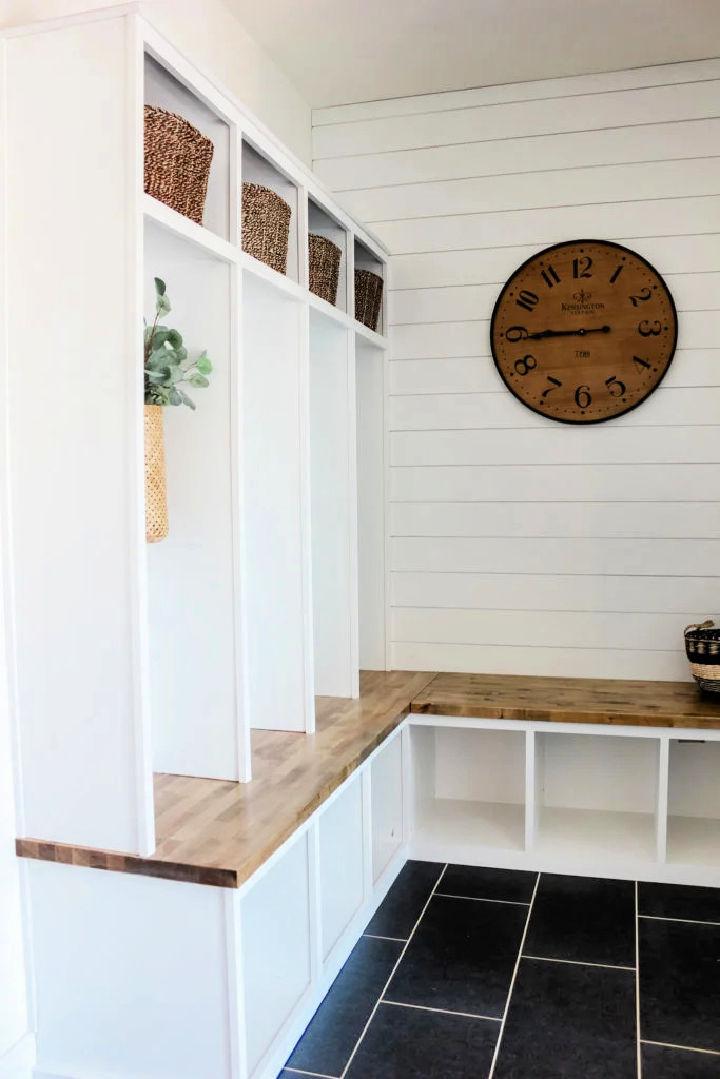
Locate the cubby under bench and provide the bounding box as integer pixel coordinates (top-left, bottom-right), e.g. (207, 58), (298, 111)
(16, 672), (720, 1079)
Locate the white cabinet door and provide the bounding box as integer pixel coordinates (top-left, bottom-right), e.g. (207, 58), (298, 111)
(241, 832), (312, 1075)
(371, 735), (404, 882)
(319, 775), (365, 959)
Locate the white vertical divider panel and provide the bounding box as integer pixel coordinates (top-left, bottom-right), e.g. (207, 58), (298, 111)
(361, 766), (374, 900)
(656, 736), (670, 863)
(356, 339), (387, 670)
(2, 15), (154, 853)
(298, 296), (317, 732)
(524, 730), (537, 850)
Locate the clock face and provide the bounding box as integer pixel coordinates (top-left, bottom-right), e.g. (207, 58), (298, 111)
(490, 239), (678, 423)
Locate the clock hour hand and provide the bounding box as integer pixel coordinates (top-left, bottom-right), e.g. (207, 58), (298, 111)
(526, 325), (611, 339)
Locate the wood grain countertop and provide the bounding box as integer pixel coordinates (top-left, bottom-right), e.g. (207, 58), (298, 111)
(16, 670), (720, 887)
(410, 671), (720, 729)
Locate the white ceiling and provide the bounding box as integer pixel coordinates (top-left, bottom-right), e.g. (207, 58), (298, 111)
(224, 0), (720, 108)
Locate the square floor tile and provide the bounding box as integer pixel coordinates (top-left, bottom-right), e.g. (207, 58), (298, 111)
(345, 1001), (499, 1078)
(640, 918), (720, 1052)
(493, 958), (637, 1079)
(366, 860), (443, 940)
(642, 1042), (720, 1077)
(439, 865), (537, 904)
(524, 873), (635, 966)
(286, 936), (403, 1076)
(639, 882), (720, 923)
(385, 894), (527, 1018)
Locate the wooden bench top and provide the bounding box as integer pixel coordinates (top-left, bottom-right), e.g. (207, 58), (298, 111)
(16, 670), (720, 887)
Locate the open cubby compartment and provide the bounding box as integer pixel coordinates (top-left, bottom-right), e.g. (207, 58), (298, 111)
(412, 724), (526, 857)
(308, 198), (348, 312)
(309, 310), (357, 698)
(667, 737), (720, 867)
(241, 140), (300, 282)
(353, 238), (386, 335)
(533, 731), (660, 867)
(355, 340), (386, 670)
(144, 221), (243, 780)
(144, 52), (232, 241)
(241, 270), (312, 733)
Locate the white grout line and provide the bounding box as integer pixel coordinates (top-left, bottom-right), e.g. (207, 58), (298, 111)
(363, 933), (408, 942)
(639, 914), (720, 927)
(487, 872), (541, 1079)
(636, 881), (642, 1079)
(434, 892), (530, 907)
(284, 1067), (340, 1079)
(380, 998), (501, 1023)
(522, 954), (635, 972)
(641, 1039), (720, 1057)
(340, 863), (448, 1078)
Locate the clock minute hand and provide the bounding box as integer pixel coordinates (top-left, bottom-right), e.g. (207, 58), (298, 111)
(526, 325), (611, 340)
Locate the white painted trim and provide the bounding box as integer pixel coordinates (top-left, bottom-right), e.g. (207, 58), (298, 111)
(0, 1033), (35, 1079)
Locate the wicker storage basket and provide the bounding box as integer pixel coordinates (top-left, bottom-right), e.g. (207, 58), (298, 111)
(144, 105), (214, 225)
(684, 620), (720, 694)
(309, 234), (341, 305)
(242, 182), (291, 275)
(144, 405), (169, 543)
(355, 268), (383, 331)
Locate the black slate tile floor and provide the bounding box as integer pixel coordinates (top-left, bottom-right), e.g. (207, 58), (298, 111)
(282, 864), (720, 1078)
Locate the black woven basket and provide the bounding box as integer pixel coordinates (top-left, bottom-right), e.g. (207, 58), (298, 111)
(684, 620), (720, 695)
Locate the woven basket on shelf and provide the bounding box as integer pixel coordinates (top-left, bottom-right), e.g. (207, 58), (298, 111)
(355, 268), (383, 331)
(144, 105), (214, 225)
(242, 182), (291, 275)
(684, 621), (720, 695)
(144, 405), (169, 544)
(309, 234), (341, 305)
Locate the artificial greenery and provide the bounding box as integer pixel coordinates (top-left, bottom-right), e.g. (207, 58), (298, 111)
(144, 278), (213, 409)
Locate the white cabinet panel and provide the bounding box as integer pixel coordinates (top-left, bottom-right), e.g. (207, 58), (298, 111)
(371, 735), (404, 882)
(241, 832), (312, 1075)
(319, 777), (364, 959)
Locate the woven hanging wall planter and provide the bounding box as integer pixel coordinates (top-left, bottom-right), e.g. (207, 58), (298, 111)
(144, 405), (169, 544)
(684, 621), (720, 695)
(309, 234), (341, 306)
(144, 105), (214, 225)
(242, 182), (291, 275)
(355, 268), (383, 331)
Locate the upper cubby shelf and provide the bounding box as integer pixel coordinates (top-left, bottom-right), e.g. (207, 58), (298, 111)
(241, 140), (300, 283)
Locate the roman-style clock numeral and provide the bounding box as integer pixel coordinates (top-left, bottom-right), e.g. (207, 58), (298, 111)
(633, 355), (651, 371)
(540, 265), (560, 288)
(572, 256), (592, 279)
(609, 264), (624, 283)
(516, 289), (539, 312)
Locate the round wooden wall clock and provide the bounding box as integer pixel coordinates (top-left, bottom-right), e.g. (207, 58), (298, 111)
(490, 239), (678, 424)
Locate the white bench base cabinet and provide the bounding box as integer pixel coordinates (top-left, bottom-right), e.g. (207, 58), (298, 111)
(21, 714), (720, 1078)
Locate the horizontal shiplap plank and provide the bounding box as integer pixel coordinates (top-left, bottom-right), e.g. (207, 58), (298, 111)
(392, 607), (693, 651)
(391, 571), (718, 613)
(314, 80), (720, 158)
(342, 158), (720, 225)
(313, 59), (720, 126)
(389, 351), (720, 395)
(317, 118), (720, 192)
(390, 536), (720, 576)
(389, 464), (719, 502)
(389, 273), (720, 326)
(389, 388), (720, 431)
(390, 641), (689, 681)
(391, 235), (720, 289)
(373, 196), (720, 255)
(391, 310), (719, 358)
(390, 427), (720, 467)
(389, 501), (720, 540)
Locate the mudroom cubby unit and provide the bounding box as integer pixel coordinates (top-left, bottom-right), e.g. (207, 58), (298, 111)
(667, 738), (720, 867)
(411, 722), (527, 860)
(533, 730), (661, 867)
(144, 51), (232, 240)
(308, 197), (348, 312)
(2, 9), (388, 851)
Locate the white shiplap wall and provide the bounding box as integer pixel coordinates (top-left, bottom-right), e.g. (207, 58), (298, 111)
(313, 60), (720, 681)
